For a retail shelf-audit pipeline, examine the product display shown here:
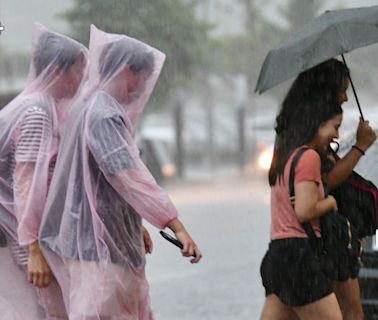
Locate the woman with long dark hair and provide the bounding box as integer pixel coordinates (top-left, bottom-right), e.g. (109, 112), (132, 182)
(259, 59), (347, 319)
(299, 59), (376, 319)
(260, 58), (376, 319)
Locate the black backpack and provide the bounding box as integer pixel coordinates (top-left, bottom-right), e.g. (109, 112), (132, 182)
(330, 156), (378, 238)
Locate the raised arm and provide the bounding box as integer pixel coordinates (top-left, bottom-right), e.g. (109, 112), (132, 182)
(326, 119), (377, 190)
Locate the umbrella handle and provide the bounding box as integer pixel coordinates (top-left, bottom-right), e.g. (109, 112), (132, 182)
(341, 54), (365, 121)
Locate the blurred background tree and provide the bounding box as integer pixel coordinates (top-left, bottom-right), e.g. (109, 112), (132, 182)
(0, 49), (29, 100)
(203, 0), (282, 97)
(62, 0), (211, 109)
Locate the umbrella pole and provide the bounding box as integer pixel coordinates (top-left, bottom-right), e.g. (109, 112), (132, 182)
(341, 54), (364, 121)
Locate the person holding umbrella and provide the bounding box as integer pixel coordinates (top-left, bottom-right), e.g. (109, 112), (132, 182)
(312, 61), (376, 320)
(259, 59), (369, 320)
(256, 6), (378, 319)
(322, 104), (376, 320)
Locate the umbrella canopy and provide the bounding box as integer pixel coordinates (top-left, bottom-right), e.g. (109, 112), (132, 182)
(255, 5), (378, 94)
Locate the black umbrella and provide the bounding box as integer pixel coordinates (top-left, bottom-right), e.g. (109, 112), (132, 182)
(255, 5), (378, 120)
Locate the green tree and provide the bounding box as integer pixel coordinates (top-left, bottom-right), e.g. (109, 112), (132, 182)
(62, 0), (210, 108)
(212, 0), (282, 96)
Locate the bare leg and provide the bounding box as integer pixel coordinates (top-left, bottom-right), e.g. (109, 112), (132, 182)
(293, 293), (342, 320)
(260, 294), (300, 320)
(334, 278), (364, 320)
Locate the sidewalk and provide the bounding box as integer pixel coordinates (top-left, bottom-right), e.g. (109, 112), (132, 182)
(148, 163), (270, 320)
(164, 164), (270, 206)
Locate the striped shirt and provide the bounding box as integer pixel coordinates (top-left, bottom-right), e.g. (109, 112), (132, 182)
(9, 237), (28, 266)
(11, 106), (55, 182)
(16, 106), (50, 162)
(9, 105), (55, 265)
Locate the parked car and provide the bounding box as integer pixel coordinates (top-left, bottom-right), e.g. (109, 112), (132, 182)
(136, 120), (177, 184)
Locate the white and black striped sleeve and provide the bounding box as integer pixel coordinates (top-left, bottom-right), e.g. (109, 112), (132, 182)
(15, 106), (51, 163)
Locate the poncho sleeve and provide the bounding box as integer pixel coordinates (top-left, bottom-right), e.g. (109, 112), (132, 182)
(13, 105), (54, 245)
(87, 114), (178, 229)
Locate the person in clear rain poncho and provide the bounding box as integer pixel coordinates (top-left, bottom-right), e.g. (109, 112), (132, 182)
(0, 23), (88, 319)
(39, 25), (202, 320)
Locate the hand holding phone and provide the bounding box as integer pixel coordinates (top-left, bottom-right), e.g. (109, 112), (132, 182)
(160, 230), (183, 249)
(160, 230), (200, 261)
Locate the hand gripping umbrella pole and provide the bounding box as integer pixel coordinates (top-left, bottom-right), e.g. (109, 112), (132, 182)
(341, 54), (365, 121)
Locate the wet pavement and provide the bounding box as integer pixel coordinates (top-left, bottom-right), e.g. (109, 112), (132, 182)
(145, 169), (271, 319)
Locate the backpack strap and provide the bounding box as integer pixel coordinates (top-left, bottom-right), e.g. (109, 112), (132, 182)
(288, 147), (318, 243)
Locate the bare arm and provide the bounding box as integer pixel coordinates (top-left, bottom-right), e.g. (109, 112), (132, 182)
(326, 119), (377, 190)
(166, 218), (202, 263)
(14, 163), (53, 288)
(294, 181), (337, 223)
(13, 106), (54, 288)
(326, 148), (364, 190)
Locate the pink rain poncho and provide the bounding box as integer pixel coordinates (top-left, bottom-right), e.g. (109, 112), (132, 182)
(0, 23), (88, 319)
(39, 25), (178, 319)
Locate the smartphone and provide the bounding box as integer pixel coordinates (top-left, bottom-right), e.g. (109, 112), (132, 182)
(159, 230), (183, 249)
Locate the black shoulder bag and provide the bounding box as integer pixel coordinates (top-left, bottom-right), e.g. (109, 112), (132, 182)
(289, 147), (359, 279)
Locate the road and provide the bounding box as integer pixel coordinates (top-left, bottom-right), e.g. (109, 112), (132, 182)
(145, 170), (271, 320)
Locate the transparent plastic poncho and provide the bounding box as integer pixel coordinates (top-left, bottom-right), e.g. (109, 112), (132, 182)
(0, 23), (88, 319)
(40, 25), (178, 319)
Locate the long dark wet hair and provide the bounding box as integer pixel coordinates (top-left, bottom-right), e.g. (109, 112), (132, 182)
(268, 58), (348, 186)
